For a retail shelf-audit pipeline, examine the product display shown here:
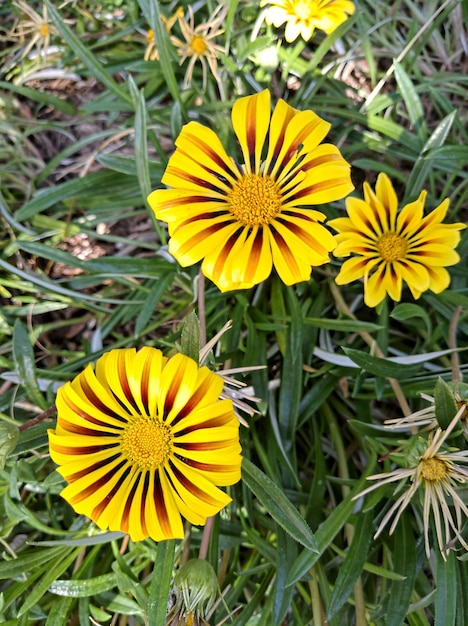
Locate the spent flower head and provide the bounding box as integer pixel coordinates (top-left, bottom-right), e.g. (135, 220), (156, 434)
(260, 0), (355, 43)
(171, 4), (227, 90)
(166, 559), (218, 626)
(355, 410), (468, 559)
(148, 89), (353, 292)
(329, 173), (466, 308)
(9, 0), (59, 63)
(144, 7), (184, 61)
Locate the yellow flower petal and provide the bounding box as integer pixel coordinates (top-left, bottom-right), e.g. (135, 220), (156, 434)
(232, 89), (270, 174)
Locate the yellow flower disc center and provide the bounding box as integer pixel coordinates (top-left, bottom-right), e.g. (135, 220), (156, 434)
(228, 174), (282, 226)
(120, 417), (173, 470)
(191, 35), (208, 55)
(294, 0), (316, 20)
(145, 28), (155, 43)
(420, 456), (449, 482)
(377, 232), (408, 261)
(39, 23), (50, 37)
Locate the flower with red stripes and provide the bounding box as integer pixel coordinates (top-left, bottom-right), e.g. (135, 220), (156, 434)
(148, 89), (353, 292)
(48, 347), (241, 542)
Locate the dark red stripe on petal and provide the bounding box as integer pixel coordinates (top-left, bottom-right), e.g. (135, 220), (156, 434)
(288, 178), (352, 201)
(168, 167), (228, 195)
(270, 227), (300, 270)
(158, 195), (226, 210)
(163, 363), (185, 417)
(67, 452), (122, 482)
(211, 229), (243, 279)
(182, 135), (239, 180)
(72, 461), (130, 506)
(90, 463), (131, 519)
(176, 412), (235, 438)
(175, 440), (236, 452)
(58, 418), (122, 437)
(169, 462), (220, 505)
(120, 473), (141, 534)
(117, 352), (140, 413)
(178, 211), (231, 228)
(170, 376), (216, 426)
(302, 152), (343, 171)
(79, 377), (128, 423)
(154, 472), (172, 537)
(53, 442), (120, 456)
(182, 458), (238, 473)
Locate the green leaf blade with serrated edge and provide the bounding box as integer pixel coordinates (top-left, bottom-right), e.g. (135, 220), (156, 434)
(242, 458), (318, 553)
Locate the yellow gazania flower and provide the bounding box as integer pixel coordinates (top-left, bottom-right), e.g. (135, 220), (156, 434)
(329, 173), (466, 308)
(354, 411), (468, 559)
(171, 5), (227, 90)
(260, 0), (355, 43)
(48, 347), (242, 542)
(147, 89), (353, 292)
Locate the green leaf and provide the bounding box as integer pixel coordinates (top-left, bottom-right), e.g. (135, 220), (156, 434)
(43, 0), (131, 104)
(327, 510), (374, 619)
(386, 514), (417, 626)
(303, 318), (383, 332)
(287, 458), (376, 585)
(18, 548), (81, 616)
(0, 81), (76, 115)
(135, 273), (176, 337)
(13, 320), (47, 409)
(390, 303), (432, 336)
(434, 377), (458, 429)
(342, 347), (423, 380)
(0, 546), (66, 579)
(394, 62), (427, 144)
(0, 422), (20, 469)
(180, 311), (201, 363)
(147, 539), (176, 626)
(48, 573), (118, 597)
(434, 550), (457, 626)
(241, 458), (318, 552)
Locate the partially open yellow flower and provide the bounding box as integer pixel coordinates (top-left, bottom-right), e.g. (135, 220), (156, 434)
(260, 0), (355, 43)
(330, 173), (466, 308)
(48, 347), (242, 542)
(148, 89), (353, 292)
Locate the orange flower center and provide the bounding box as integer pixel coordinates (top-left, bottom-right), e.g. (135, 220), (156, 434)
(120, 417), (173, 470)
(39, 23), (50, 37)
(190, 35), (208, 55)
(420, 456), (449, 482)
(146, 28), (155, 43)
(228, 173), (282, 226)
(377, 232), (408, 261)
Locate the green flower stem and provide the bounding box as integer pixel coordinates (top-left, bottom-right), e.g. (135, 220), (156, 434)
(199, 515), (214, 561)
(323, 402), (367, 626)
(448, 305), (463, 382)
(329, 280), (412, 418)
(309, 567), (324, 624)
(197, 268), (207, 348)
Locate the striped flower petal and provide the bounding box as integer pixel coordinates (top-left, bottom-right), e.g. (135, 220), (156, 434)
(148, 89), (353, 292)
(330, 173), (466, 307)
(48, 348), (241, 542)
